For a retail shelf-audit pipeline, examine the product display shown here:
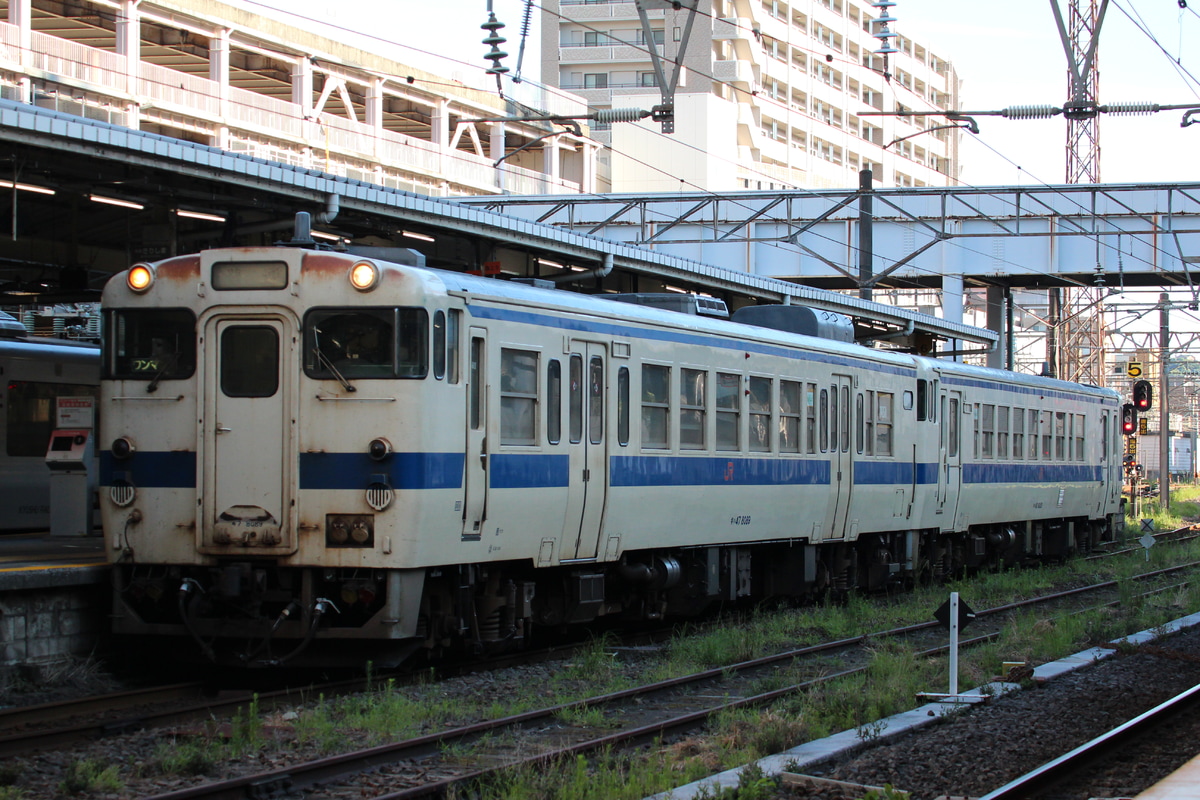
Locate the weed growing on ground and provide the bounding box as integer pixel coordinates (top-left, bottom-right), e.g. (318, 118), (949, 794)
(144, 737), (219, 777)
(58, 759), (121, 795)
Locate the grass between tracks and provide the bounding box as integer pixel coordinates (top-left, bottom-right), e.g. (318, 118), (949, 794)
(19, 487), (1200, 800)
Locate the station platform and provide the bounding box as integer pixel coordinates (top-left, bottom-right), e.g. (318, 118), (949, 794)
(0, 530), (109, 670)
(1137, 753), (1200, 799)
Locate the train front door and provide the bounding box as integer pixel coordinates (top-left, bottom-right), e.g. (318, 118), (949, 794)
(827, 374), (853, 538)
(563, 341), (608, 560)
(936, 387), (962, 523)
(200, 316), (295, 553)
(462, 328), (488, 540)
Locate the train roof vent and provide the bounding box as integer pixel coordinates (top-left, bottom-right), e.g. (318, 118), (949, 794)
(343, 246), (426, 266)
(510, 277), (556, 290)
(604, 293), (729, 318)
(731, 305), (854, 343)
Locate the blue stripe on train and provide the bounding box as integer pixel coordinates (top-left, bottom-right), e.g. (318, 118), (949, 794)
(962, 463), (1101, 483)
(610, 455), (830, 486)
(299, 452), (465, 490)
(100, 450), (196, 488)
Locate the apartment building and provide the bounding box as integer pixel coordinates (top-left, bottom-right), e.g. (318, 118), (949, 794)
(543, 0), (961, 192)
(0, 0), (597, 197)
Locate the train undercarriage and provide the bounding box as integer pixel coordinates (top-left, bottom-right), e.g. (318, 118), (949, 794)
(113, 513), (1120, 667)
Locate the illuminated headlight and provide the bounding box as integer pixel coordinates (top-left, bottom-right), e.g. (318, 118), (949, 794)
(349, 261), (379, 291)
(127, 264), (154, 292)
(111, 437), (135, 460)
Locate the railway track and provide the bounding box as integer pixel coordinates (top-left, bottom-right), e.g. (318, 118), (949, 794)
(132, 556), (1200, 800)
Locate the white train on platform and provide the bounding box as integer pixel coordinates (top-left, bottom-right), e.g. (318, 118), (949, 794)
(0, 324), (99, 532)
(99, 234), (1124, 666)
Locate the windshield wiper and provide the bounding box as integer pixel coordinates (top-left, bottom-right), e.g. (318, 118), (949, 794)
(313, 346), (356, 392)
(146, 355), (176, 393)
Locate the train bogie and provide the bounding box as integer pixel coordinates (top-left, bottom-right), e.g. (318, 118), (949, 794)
(100, 243), (1124, 666)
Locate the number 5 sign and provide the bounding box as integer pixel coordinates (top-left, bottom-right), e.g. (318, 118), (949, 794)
(1127, 361), (1143, 378)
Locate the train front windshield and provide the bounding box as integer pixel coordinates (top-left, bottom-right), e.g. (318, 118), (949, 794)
(303, 308), (428, 380)
(104, 309), (197, 381)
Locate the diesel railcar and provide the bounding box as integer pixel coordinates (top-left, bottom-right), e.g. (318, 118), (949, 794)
(100, 241), (1124, 666)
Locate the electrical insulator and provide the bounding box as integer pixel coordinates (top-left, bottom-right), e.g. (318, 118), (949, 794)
(593, 108), (650, 124)
(1001, 105), (1060, 120)
(1121, 403), (1137, 435)
(1132, 380), (1153, 411)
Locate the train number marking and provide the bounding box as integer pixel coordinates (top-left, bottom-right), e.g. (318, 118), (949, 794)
(730, 515), (752, 526)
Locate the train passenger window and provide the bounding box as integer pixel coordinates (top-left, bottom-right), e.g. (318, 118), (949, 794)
(104, 308), (196, 381)
(434, 311), (446, 380)
(779, 380), (801, 453)
(805, 383), (817, 453)
(948, 398), (959, 458)
(5, 381), (98, 457)
(304, 307), (427, 380)
(221, 326), (279, 398)
(1054, 411), (1066, 460)
(469, 338), (483, 430)
(1041, 411), (1053, 460)
(500, 349), (539, 446)
(1101, 413), (1108, 461)
(819, 388), (829, 452)
(1012, 408), (1025, 459)
(446, 310), (461, 384)
(972, 403), (979, 458)
(617, 367), (629, 446)
(680, 368), (706, 450)
(749, 376), (772, 452)
(1075, 414), (1086, 461)
(997, 407), (1009, 459)
(1029, 409), (1040, 460)
(980, 404), (994, 458)
(916, 380), (927, 421)
(588, 356), (604, 446)
(876, 392), (893, 456)
(715, 372), (740, 451)
(641, 364), (670, 449)
(856, 393), (866, 455)
(548, 360), (562, 445)
(569, 355), (583, 444)
(829, 385), (838, 452)
(840, 385), (850, 452)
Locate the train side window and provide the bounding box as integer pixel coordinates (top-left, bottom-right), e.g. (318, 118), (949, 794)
(548, 360), (562, 445)
(715, 372), (740, 451)
(948, 398), (959, 458)
(500, 348), (539, 446)
(105, 308), (196, 381)
(749, 376), (772, 452)
(805, 382), (817, 454)
(1054, 411), (1066, 460)
(5, 381), (98, 457)
(855, 392), (865, 454)
(780, 380), (801, 453)
(980, 404), (994, 458)
(819, 388), (829, 452)
(1012, 407), (1024, 459)
(1029, 409), (1040, 460)
(469, 338), (483, 430)
(876, 392), (893, 456)
(641, 364), (670, 449)
(1041, 411), (1053, 460)
(916, 380), (927, 421)
(588, 356), (604, 446)
(829, 384), (838, 452)
(997, 406), (1009, 459)
(680, 368), (706, 450)
(840, 385), (850, 452)
(1101, 412), (1108, 462)
(446, 310), (461, 384)
(221, 326), (279, 398)
(617, 366), (630, 446)
(433, 311), (446, 380)
(1076, 413), (1085, 461)
(569, 355), (583, 444)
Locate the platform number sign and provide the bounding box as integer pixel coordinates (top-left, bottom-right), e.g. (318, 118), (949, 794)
(1127, 361), (1143, 378)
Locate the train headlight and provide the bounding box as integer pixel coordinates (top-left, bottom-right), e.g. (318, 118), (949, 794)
(368, 437), (391, 461)
(349, 261), (379, 291)
(127, 264), (154, 293)
(111, 437), (135, 460)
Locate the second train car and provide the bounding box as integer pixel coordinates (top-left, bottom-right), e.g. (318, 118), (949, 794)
(100, 240), (1124, 665)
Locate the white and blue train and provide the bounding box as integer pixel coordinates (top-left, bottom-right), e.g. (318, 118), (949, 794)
(99, 239), (1124, 665)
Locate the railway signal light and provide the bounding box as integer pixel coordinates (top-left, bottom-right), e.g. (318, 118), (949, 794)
(1121, 403), (1137, 435)
(1132, 379), (1153, 411)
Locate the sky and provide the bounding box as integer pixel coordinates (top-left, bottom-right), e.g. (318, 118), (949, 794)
(249, 0), (1200, 188)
